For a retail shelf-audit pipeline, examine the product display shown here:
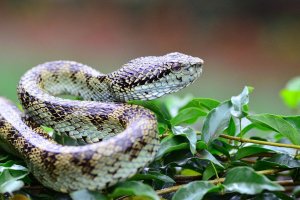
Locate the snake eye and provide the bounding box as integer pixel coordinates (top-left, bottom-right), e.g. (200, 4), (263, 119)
(171, 64), (182, 72)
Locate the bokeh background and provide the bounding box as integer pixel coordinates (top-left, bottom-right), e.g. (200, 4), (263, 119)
(0, 1), (299, 114)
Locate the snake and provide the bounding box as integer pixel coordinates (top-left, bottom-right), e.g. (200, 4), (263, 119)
(0, 52), (203, 193)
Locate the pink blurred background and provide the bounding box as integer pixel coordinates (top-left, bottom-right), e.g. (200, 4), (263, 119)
(0, 1), (299, 114)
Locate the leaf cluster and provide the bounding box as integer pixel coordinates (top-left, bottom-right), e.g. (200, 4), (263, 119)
(1, 84), (300, 200)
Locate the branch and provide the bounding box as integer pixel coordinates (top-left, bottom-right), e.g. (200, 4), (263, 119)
(164, 131), (300, 150)
(219, 134), (300, 150)
(156, 169), (287, 195)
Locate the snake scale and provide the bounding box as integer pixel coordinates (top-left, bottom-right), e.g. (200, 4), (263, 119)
(0, 52), (203, 193)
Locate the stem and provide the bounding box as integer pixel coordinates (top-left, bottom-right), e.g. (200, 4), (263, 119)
(239, 118), (242, 134)
(277, 180), (300, 186)
(156, 169), (287, 195)
(211, 162), (220, 184)
(219, 134), (300, 150)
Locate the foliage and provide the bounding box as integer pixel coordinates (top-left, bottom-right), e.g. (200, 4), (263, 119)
(280, 76), (300, 110)
(1, 84), (300, 200)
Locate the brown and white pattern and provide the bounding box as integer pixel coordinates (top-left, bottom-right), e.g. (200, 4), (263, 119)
(0, 52), (203, 192)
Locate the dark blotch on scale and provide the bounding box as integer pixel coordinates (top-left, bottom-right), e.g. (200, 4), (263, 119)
(70, 151), (97, 178)
(0, 119), (5, 128)
(40, 151), (60, 178)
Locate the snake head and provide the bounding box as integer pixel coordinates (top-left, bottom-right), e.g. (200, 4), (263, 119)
(108, 52), (204, 101)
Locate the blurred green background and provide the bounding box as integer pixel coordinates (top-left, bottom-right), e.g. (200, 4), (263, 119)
(0, 1), (299, 114)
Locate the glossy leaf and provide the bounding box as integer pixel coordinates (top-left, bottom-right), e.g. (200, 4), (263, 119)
(172, 181), (220, 200)
(256, 154), (300, 169)
(251, 192), (294, 200)
(130, 100), (172, 126)
(131, 171), (175, 183)
(248, 114), (300, 145)
(210, 140), (232, 158)
(231, 86), (252, 118)
(225, 117), (236, 136)
(202, 101), (232, 144)
(70, 189), (107, 200)
(203, 162), (223, 180)
(0, 161), (28, 194)
(180, 98), (220, 112)
(238, 123), (257, 137)
(283, 115), (300, 132)
(110, 181), (159, 200)
(0, 172), (24, 194)
(197, 150), (223, 168)
(172, 126), (197, 154)
(224, 166), (284, 195)
(235, 145), (275, 160)
(155, 136), (189, 160)
(171, 107), (206, 125)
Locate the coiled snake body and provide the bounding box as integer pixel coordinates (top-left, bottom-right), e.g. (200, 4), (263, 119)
(0, 52), (203, 192)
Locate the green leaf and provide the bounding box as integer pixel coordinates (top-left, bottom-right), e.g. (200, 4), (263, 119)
(131, 172), (175, 183)
(231, 86), (252, 118)
(283, 115), (300, 132)
(155, 136), (189, 160)
(180, 98), (220, 112)
(203, 162), (223, 180)
(0, 161), (28, 194)
(197, 150), (223, 168)
(0, 171), (25, 194)
(196, 141), (207, 150)
(180, 169), (201, 176)
(171, 107), (206, 125)
(293, 186), (300, 197)
(256, 154), (300, 169)
(164, 96), (193, 117)
(70, 189), (108, 200)
(172, 126), (197, 154)
(247, 114), (300, 145)
(202, 101), (232, 144)
(281, 90), (300, 109)
(235, 145), (275, 160)
(251, 192), (294, 200)
(0, 153), (9, 162)
(224, 117), (237, 137)
(130, 100), (171, 126)
(280, 76), (300, 109)
(210, 140), (231, 158)
(172, 181), (220, 200)
(238, 123), (257, 137)
(110, 181), (159, 200)
(223, 166), (284, 195)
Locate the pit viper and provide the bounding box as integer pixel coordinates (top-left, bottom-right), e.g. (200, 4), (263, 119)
(0, 52), (203, 193)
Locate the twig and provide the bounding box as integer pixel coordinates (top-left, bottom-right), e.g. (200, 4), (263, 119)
(277, 180), (300, 186)
(219, 134), (300, 150)
(165, 131), (300, 150)
(156, 169), (288, 195)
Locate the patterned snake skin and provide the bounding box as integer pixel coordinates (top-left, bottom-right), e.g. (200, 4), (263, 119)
(0, 52), (203, 192)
